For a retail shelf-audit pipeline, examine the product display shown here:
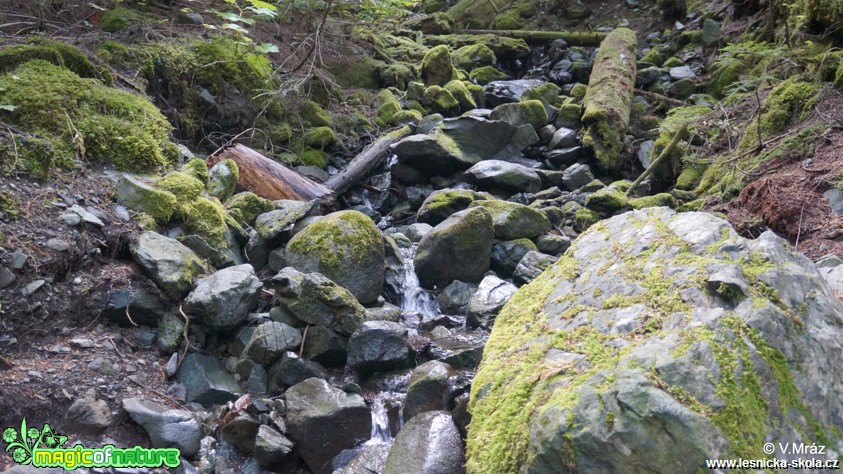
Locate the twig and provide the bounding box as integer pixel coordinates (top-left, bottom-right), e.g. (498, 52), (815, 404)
(299, 324), (309, 357)
(627, 123), (688, 196)
(127, 377), (188, 409)
(107, 336), (125, 361)
(289, 0), (333, 74)
(124, 305), (138, 327)
(175, 304), (191, 373)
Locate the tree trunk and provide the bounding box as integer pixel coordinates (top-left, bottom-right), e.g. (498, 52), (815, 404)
(208, 144), (334, 202)
(325, 126), (412, 196)
(581, 27), (637, 172)
(458, 29), (607, 46)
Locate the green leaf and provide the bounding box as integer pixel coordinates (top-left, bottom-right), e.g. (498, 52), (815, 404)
(222, 23), (249, 33)
(248, 0), (277, 11)
(239, 17), (256, 25)
(254, 43), (279, 54)
(246, 6), (277, 17)
(216, 11), (242, 22)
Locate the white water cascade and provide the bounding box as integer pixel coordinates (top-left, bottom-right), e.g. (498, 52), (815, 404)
(398, 245), (440, 315)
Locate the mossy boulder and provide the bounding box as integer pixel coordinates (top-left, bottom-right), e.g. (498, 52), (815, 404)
(157, 171), (205, 202)
(297, 149), (328, 168)
(130, 231), (205, 300)
(286, 210), (385, 304)
(585, 187), (629, 216)
(301, 101), (333, 127)
(466, 207), (843, 473)
(116, 175), (178, 225)
(207, 159), (239, 202)
(452, 44), (496, 70)
(0, 38), (100, 78)
(420, 45), (457, 86)
(414, 206), (494, 289)
(273, 267), (366, 336)
(522, 83), (562, 109)
(391, 109), (424, 125)
(226, 192), (274, 226)
(100, 7), (142, 33)
(628, 193), (676, 209)
(327, 57), (379, 89)
(469, 65), (508, 85)
(570, 83), (587, 101)
(376, 62), (416, 89)
(737, 78), (819, 151)
(444, 80), (477, 111)
(181, 158), (210, 184)
(471, 200), (551, 240)
(303, 127), (337, 150)
(489, 100), (549, 130)
(422, 85), (460, 116)
(556, 102), (582, 128)
(0, 60), (175, 177)
(416, 188), (491, 225)
(491, 238), (539, 277)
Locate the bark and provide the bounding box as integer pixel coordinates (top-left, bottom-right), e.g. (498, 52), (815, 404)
(458, 29), (607, 46)
(325, 126), (412, 196)
(581, 27), (637, 172)
(208, 144), (333, 202)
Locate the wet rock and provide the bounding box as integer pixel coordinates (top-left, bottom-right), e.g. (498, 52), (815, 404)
(484, 79), (546, 106)
(465, 160), (542, 194)
(535, 233), (572, 255)
(63, 393), (111, 435)
(382, 411), (465, 474)
(243, 321), (302, 366)
(414, 207), (494, 289)
(669, 65), (696, 80)
(491, 239), (538, 277)
(437, 280), (478, 315)
(547, 127), (578, 150)
(347, 321), (411, 375)
(561, 163), (595, 191)
(285, 378), (371, 474)
(545, 146), (583, 168)
(220, 413), (261, 453)
(268, 352), (330, 390)
(255, 200), (316, 248)
(123, 398), (201, 457)
(272, 267), (365, 336)
(253, 424), (296, 469)
(471, 200), (551, 240)
(416, 188), (490, 226)
(131, 232), (205, 300)
(405, 222), (433, 242)
(184, 264), (262, 331)
(365, 303), (402, 322)
(176, 353), (240, 406)
(466, 275), (517, 329)
(206, 159), (238, 201)
(513, 251), (557, 285)
(489, 100), (549, 130)
(0, 266), (15, 289)
(302, 326), (347, 367)
(286, 210), (385, 304)
(338, 443), (390, 474)
(402, 361), (453, 421)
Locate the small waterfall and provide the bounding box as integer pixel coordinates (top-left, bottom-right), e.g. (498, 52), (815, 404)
(369, 396), (393, 444)
(398, 245), (440, 315)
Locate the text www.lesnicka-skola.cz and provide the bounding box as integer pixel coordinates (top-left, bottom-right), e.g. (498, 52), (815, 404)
(705, 458), (840, 470)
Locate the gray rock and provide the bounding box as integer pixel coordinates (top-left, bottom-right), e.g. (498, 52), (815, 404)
(285, 210), (385, 304)
(437, 280), (478, 315)
(207, 160), (238, 201)
(60, 213), (81, 226)
(0, 266), (15, 289)
(465, 160), (542, 194)
(20, 279), (45, 296)
(491, 239), (538, 277)
(347, 321), (411, 375)
(365, 303), (403, 322)
(69, 204), (104, 227)
(513, 251), (557, 285)
(561, 163), (595, 191)
(547, 127), (578, 150)
(131, 232), (205, 300)
(177, 12), (205, 24)
(402, 361), (453, 421)
(243, 321), (302, 366)
(255, 200), (316, 248)
(391, 115), (538, 175)
(268, 352), (329, 390)
(339, 443), (390, 474)
(46, 238), (70, 252)
(272, 267), (365, 336)
(416, 188), (491, 226)
(268, 248), (286, 272)
(123, 398), (201, 457)
(156, 311), (185, 354)
(184, 264), (262, 331)
(702, 18), (721, 45)
(302, 326), (347, 367)
(484, 79), (546, 106)
(8, 249), (27, 270)
(466, 208), (843, 473)
(103, 285), (167, 327)
(63, 394), (111, 435)
(176, 353), (240, 406)
(669, 65), (696, 80)
(285, 378), (371, 474)
(253, 424), (295, 469)
(180, 233), (242, 269)
(545, 146), (582, 168)
(405, 223), (434, 242)
(824, 189), (843, 216)
(636, 66), (662, 87)
(471, 200), (551, 240)
(816, 254), (843, 268)
(637, 139), (655, 168)
(466, 275), (517, 329)
(414, 207), (494, 289)
(820, 265), (843, 296)
(535, 233), (572, 255)
(382, 411), (465, 474)
(219, 413), (261, 453)
(115, 175), (175, 223)
(669, 78), (696, 100)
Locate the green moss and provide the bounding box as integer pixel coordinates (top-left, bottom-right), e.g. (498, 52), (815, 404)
(298, 148), (328, 168)
(444, 80), (477, 111)
(100, 7), (142, 33)
(469, 65), (508, 85)
(573, 208), (600, 231)
(181, 158), (210, 184)
(301, 100), (332, 127)
(490, 99), (548, 129)
(452, 43), (496, 70)
(556, 103), (582, 128)
(135, 212), (158, 230)
(390, 109), (424, 125)
(0, 38), (100, 79)
(0, 190), (20, 220)
(570, 83), (587, 101)
(649, 105), (711, 187)
(303, 127), (337, 149)
(157, 171), (205, 202)
(225, 192), (274, 226)
(176, 196), (232, 245)
(493, 9), (522, 30)
(629, 193), (676, 209)
(675, 162), (706, 190)
(124, 182), (178, 225)
(523, 83), (562, 108)
(420, 45), (456, 86)
(0, 60), (174, 177)
(640, 49), (666, 67)
(584, 188), (629, 215)
(677, 199), (705, 212)
(738, 79), (820, 151)
(376, 62), (416, 89)
(377, 97), (402, 127)
(423, 85), (460, 115)
(286, 210), (382, 277)
(327, 57), (378, 89)
(663, 57), (685, 68)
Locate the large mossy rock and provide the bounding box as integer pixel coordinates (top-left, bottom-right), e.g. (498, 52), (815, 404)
(130, 231), (205, 300)
(470, 200), (551, 240)
(272, 267), (365, 336)
(416, 188), (491, 225)
(452, 43), (496, 70)
(420, 45), (456, 86)
(286, 210), (385, 305)
(466, 208), (843, 473)
(415, 206), (494, 289)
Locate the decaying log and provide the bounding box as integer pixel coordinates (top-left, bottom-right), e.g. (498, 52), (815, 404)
(581, 27), (637, 172)
(208, 144), (333, 202)
(458, 29), (607, 46)
(325, 126), (412, 197)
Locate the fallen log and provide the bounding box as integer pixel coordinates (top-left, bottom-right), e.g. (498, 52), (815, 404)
(581, 27), (637, 172)
(325, 125), (412, 197)
(458, 29), (607, 46)
(208, 144), (334, 202)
